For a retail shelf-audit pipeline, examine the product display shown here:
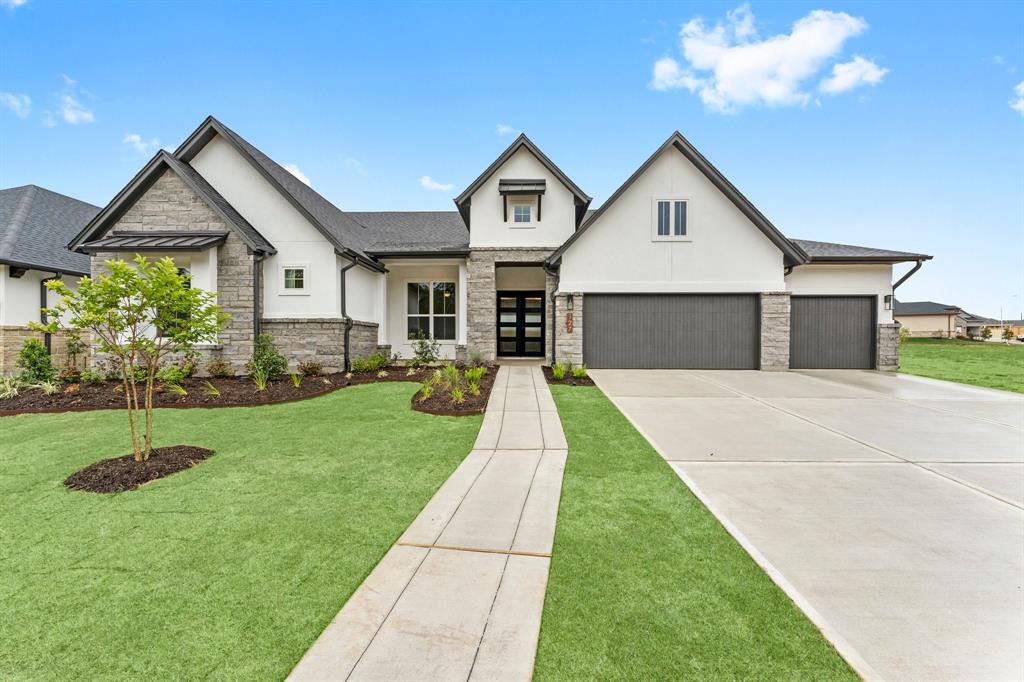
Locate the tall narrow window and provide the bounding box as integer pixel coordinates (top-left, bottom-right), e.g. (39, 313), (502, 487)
(657, 201), (670, 236)
(674, 201), (687, 236)
(653, 198), (689, 240)
(408, 281), (456, 341)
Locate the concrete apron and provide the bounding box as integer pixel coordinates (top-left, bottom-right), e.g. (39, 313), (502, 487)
(591, 368), (1024, 682)
(288, 365), (568, 682)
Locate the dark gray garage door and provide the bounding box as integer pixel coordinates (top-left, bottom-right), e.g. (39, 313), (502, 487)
(583, 294), (759, 369)
(790, 296), (876, 369)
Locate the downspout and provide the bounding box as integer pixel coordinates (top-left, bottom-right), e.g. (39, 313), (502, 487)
(253, 253), (265, 341)
(40, 273), (60, 355)
(893, 259), (925, 290)
(542, 261), (559, 366)
(340, 257), (357, 372)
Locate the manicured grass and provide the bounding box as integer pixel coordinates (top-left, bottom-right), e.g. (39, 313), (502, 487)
(534, 386), (855, 681)
(899, 338), (1024, 393)
(0, 383), (479, 681)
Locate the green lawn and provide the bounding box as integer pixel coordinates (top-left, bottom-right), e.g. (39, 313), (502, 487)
(535, 386), (855, 681)
(0, 383), (479, 681)
(899, 338), (1024, 393)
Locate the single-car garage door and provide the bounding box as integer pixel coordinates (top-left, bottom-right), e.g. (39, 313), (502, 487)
(583, 294), (759, 369)
(790, 296), (876, 369)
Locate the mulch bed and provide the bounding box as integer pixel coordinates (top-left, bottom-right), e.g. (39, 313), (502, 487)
(64, 445), (215, 493)
(542, 365), (595, 386)
(0, 367), (440, 417)
(411, 365), (498, 416)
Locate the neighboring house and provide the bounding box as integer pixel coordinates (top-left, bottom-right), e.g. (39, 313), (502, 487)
(894, 300), (967, 338)
(982, 319), (1024, 340)
(68, 117), (932, 373)
(0, 185), (99, 373)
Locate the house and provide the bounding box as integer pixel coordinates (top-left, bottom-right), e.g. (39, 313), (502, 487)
(68, 116), (932, 373)
(982, 319), (1024, 341)
(894, 300), (967, 338)
(0, 185), (99, 373)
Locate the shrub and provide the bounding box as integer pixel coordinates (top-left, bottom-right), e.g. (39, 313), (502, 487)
(468, 380), (480, 396)
(290, 373), (302, 388)
(466, 352), (485, 368)
(464, 366), (487, 384)
(981, 327), (993, 340)
(16, 338), (56, 383)
(63, 333), (87, 374)
(33, 381), (60, 395)
(1002, 327), (1014, 341)
(79, 367), (106, 384)
(419, 382), (433, 401)
(205, 359), (235, 378)
(247, 333), (288, 381)
(251, 366), (269, 391)
(451, 387), (465, 404)
(410, 332), (440, 368)
(551, 362), (568, 381)
(59, 367), (81, 383)
(156, 364), (187, 385)
(298, 360), (323, 377)
(571, 364), (589, 379)
(0, 375), (24, 399)
(352, 351), (388, 373)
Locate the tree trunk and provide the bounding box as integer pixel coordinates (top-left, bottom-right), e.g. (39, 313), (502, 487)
(121, 358), (143, 462)
(143, 358), (155, 461)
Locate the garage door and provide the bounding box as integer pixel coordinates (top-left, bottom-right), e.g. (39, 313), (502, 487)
(790, 296), (876, 369)
(583, 294), (759, 369)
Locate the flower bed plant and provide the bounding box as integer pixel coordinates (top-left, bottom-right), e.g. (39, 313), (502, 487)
(412, 362), (498, 415)
(542, 362), (595, 386)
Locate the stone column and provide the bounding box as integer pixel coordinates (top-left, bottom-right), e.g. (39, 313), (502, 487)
(553, 293), (583, 366)
(466, 252), (497, 362)
(759, 292), (791, 371)
(877, 323), (900, 371)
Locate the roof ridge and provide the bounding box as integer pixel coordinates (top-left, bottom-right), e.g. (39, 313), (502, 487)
(0, 184), (36, 259)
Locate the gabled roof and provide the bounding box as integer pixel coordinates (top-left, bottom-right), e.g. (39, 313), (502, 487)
(69, 151), (274, 256)
(174, 116), (383, 272)
(795, 239), (931, 263)
(894, 300), (962, 316)
(454, 134), (592, 229)
(1, 185), (98, 275)
(547, 131), (810, 268)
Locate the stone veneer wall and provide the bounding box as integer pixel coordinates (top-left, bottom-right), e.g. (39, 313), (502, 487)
(759, 292), (791, 371)
(553, 293), (583, 366)
(90, 168), (257, 372)
(1, 326), (86, 375)
(466, 248), (557, 364)
(260, 318), (379, 373)
(876, 323), (900, 371)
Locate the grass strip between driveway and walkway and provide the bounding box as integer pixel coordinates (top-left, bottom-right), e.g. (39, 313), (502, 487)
(899, 338), (1024, 393)
(0, 382), (479, 681)
(534, 385), (856, 681)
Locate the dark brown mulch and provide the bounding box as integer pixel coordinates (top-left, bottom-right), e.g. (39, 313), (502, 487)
(0, 367), (439, 417)
(64, 445), (216, 493)
(411, 365), (498, 416)
(541, 365), (596, 386)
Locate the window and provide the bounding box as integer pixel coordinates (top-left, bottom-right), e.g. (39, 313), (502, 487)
(158, 267), (191, 338)
(654, 199), (689, 240)
(513, 204), (531, 223)
(407, 282), (456, 341)
(280, 265), (308, 295)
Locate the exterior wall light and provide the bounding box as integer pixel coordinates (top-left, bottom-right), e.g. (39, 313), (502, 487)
(884, 294), (893, 310)
(566, 294), (574, 310)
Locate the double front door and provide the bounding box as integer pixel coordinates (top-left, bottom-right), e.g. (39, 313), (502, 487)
(496, 291), (545, 357)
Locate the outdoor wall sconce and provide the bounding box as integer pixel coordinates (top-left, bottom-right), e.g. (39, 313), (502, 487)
(566, 294), (574, 310)
(884, 294), (893, 310)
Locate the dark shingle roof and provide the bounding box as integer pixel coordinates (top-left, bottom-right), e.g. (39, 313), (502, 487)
(794, 239), (931, 262)
(350, 211), (469, 255)
(0, 185), (97, 275)
(894, 300), (961, 316)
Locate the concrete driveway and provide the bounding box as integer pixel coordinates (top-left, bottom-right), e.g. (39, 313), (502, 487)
(591, 369), (1024, 682)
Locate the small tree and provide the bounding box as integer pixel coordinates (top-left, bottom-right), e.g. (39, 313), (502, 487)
(981, 327), (993, 340)
(34, 256), (226, 461)
(898, 326), (911, 343)
(1002, 327), (1014, 342)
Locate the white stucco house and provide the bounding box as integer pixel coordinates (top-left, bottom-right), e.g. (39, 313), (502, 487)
(0, 185), (98, 373)
(63, 116), (931, 373)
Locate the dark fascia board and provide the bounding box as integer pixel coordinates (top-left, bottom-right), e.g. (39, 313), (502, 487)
(454, 134), (592, 229)
(68, 151), (275, 256)
(371, 250), (470, 259)
(175, 116), (385, 274)
(804, 255), (934, 264)
(0, 258), (89, 277)
(546, 132), (810, 268)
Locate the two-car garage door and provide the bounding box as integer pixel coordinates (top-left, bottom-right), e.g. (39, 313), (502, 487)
(583, 294), (759, 369)
(582, 293), (876, 369)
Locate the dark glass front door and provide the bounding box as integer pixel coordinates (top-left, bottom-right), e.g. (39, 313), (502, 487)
(496, 291), (545, 357)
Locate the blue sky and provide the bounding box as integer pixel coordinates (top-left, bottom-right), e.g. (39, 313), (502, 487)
(2, 1), (1022, 317)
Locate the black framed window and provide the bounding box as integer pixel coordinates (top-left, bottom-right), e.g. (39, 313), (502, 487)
(407, 281), (456, 341)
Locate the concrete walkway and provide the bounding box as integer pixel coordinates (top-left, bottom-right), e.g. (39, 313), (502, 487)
(289, 364), (567, 682)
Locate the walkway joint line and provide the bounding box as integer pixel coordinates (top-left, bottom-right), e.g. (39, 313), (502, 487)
(395, 542), (552, 558)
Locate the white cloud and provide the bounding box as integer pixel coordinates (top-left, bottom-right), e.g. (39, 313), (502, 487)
(1011, 82), (1024, 116)
(283, 164), (311, 186)
(496, 123), (519, 137)
(0, 92), (31, 117)
(819, 55), (888, 94)
(343, 157), (368, 176)
(650, 3), (880, 112)
(40, 110), (56, 128)
(59, 94), (94, 124)
(122, 133), (160, 155)
(419, 176), (454, 191)
(0, 0), (29, 9)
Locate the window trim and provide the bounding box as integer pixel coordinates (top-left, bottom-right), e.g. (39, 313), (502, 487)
(508, 198), (537, 229)
(651, 197), (692, 242)
(279, 263), (309, 296)
(405, 279), (458, 343)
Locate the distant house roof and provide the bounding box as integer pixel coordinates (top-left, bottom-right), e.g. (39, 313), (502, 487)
(0, 185), (97, 276)
(175, 117), (383, 272)
(69, 151), (275, 256)
(894, 300), (962, 316)
(349, 212), (469, 257)
(794, 239), (932, 263)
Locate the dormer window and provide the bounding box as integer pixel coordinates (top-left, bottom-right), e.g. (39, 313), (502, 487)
(652, 198), (689, 241)
(514, 204), (532, 223)
(499, 178), (546, 224)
